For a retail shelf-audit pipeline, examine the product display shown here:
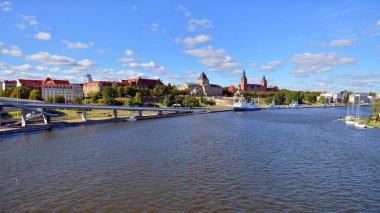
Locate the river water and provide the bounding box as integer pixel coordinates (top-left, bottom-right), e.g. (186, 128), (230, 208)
(1, 107), (380, 212)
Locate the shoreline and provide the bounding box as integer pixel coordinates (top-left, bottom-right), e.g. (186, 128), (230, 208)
(0, 109), (233, 136)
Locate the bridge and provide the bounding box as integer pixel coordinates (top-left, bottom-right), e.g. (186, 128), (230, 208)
(0, 98), (201, 127)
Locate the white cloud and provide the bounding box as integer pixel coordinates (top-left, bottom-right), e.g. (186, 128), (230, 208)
(187, 19), (213, 32)
(62, 40), (94, 49)
(124, 49), (135, 56)
(0, 1), (12, 12)
(15, 24), (27, 29)
(117, 57), (134, 63)
(184, 45), (240, 72)
(178, 5), (191, 18)
(34, 32), (52, 40)
(131, 6), (137, 11)
(151, 23), (159, 32)
(20, 15), (38, 26)
(321, 39), (355, 47)
(25, 51), (96, 70)
(260, 60), (282, 71)
(0, 43), (22, 57)
(126, 61), (167, 74)
(227, 70), (243, 76)
(289, 52), (356, 77)
(377, 20), (380, 26)
(176, 34), (212, 48)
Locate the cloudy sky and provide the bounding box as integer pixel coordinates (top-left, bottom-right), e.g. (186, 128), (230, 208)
(0, 0), (380, 92)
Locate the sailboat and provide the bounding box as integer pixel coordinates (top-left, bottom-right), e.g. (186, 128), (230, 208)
(267, 98), (280, 110)
(345, 102), (355, 125)
(353, 104), (366, 128)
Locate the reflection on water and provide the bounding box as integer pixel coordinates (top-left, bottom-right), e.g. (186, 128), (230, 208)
(1, 107), (380, 211)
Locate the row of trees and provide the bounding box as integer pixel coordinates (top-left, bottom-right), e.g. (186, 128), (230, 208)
(241, 89), (321, 105)
(0, 87), (44, 101)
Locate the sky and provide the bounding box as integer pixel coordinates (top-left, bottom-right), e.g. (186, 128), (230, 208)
(0, 0), (380, 92)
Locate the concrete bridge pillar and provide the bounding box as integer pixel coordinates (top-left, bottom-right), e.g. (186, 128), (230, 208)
(113, 110), (118, 119)
(21, 110), (28, 127)
(81, 109), (87, 121)
(137, 110), (142, 117)
(157, 110), (163, 115)
(42, 108), (51, 124)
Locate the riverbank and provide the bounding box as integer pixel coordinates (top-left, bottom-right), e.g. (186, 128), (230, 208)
(0, 108), (233, 135)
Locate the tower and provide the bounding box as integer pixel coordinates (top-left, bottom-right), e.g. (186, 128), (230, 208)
(240, 70), (247, 91)
(261, 76), (267, 88)
(197, 72), (209, 86)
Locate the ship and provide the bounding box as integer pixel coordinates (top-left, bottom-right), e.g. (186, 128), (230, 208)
(233, 95), (261, 111)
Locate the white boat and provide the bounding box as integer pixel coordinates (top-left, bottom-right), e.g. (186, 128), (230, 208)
(288, 100), (303, 109)
(233, 95), (261, 111)
(267, 99), (280, 110)
(126, 116), (137, 122)
(354, 122), (366, 129)
(317, 103), (327, 108)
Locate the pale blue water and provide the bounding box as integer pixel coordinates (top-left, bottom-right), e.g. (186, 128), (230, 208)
(1, 107), (380, 211)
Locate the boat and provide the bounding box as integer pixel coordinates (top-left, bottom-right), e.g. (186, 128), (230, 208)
(288, 100), (303, 109)
(233, 95), (261, 111)
(126, 116), (137, 122)
(267, 99), (280, 110)
(317, 103), (327, 108)
(352, 104), (366, 128)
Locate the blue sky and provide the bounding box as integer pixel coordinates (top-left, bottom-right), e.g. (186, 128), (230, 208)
(0, 0), (380, 92)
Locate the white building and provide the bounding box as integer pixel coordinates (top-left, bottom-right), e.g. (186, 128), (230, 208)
(349, 93), (369, 104)
(318, 93), (343, 103)
(41, 78), (83, 102)
(0, 80), (17, 91)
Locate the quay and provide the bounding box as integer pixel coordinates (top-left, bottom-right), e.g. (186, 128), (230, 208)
(0, 98), (233, 135)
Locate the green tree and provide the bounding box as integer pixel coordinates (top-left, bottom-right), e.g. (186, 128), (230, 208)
(183, 96), (200, 108)
(10, 87), (29, 99)
(102, 86), (116, 99)
(45, 97), (54, 103)
(90, 91), (102, 103)
(72, 97), (82, 104)
(163, 94), (175, 107)
(54, 95), (66, 103)
(133, 92), (143, 106)
(318, 96), (327, 104)
(28, 89), (43, 101)
(203, 98), (216, 106)
(371, 99), (380, 114)
(116, 86), (125, 97)
(4, 88), (13, 97)
(124, 85), (138, 97)
(174, 95), (184, 105)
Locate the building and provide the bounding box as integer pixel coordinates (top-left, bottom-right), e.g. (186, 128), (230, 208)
(238, 71), (278, 92)
(1, 80), (17, 91)
(121, 77), (163, 89)
(349, 93), (369, 104)
(318, 92), (343, 103)
(41, 77), (83, 102)
(83, 81), (117, 97)
(16, 79), (43, 90)
(177, 72), (223, 97)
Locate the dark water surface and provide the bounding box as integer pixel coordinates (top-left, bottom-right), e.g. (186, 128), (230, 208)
(1, 107), (380, 212)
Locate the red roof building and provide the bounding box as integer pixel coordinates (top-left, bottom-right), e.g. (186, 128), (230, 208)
(121, 77), (163, 89)
(17, 79), (43, 90)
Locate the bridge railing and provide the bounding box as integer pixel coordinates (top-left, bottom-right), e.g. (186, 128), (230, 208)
(0, 97), (45, 103)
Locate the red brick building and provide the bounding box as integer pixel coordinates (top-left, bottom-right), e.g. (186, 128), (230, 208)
(238, 70), (278, 93)
(17, 79), (43, 90)
(121, 77), (163, 89)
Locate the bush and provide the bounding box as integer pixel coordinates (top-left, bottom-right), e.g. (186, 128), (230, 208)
(183, 96), (200, 108)
(163, 94), (175, 107)
(203, 98), (216, 106)
(72, 97), (82, 104)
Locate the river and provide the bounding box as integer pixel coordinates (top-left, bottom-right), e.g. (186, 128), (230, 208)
(1, 107), (380, 211)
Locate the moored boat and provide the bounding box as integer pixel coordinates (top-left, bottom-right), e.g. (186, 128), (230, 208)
(233, 96), (261, 111)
